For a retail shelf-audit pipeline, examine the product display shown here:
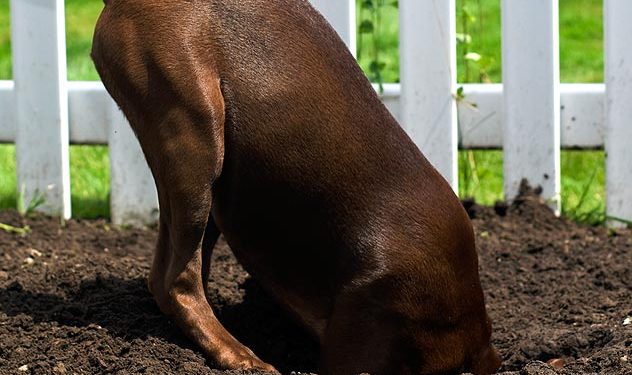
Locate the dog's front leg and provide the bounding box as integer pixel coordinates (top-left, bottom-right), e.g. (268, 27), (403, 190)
(146, 144), (275, 372)
(136, 85), (275, 372)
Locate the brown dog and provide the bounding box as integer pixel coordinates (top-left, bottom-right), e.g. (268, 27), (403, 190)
(91, 0), (501, 374)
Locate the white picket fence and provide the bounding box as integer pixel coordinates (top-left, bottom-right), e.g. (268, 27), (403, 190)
(0, 0), (631, 226)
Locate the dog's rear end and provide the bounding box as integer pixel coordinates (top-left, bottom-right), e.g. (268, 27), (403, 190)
(92, 0), (501, 373)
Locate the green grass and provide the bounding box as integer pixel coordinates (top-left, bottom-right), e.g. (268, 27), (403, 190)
(561, 151), (605, 225)
(356, 1), (400, 83)
(458, 150), (606, 225)
(559, 0), (604, 83)
(0, 144), (16, 209)
(358, 0), (604, 83)
(0, 145), (110, 219)
(65, 0), (103, 81)
(458, 150), (504, 204)
(0, 0), (609, 224)
(455, 0), (604, 83)
(69, 145), (110, 218)
(455, 0), (502, 83)
(0, 1), (10, 80)
(0, 0), (103, 80)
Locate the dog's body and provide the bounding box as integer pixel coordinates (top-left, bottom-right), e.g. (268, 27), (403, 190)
(92, 0), (501, 373)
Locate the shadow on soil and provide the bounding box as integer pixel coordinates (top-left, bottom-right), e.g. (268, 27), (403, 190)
(0, 276), (319, 373)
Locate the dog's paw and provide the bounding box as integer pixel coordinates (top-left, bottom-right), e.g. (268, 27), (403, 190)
(215, 345), (278, 373)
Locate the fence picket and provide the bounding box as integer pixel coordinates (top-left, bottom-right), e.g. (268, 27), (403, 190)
(0, 81), (15, 142)
(399, 0), (458, 190)
(10, 0), (70, 218)
(501, 0), (561, 212)
(309, 0), (356, 55)
(605, 0), (632, 226)
(108, 104), (159, 226)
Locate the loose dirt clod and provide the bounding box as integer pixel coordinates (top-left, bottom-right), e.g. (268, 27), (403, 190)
(0, 188), (630, 374)
(22, 257), (34, 266)
(546, 358), (565, 370)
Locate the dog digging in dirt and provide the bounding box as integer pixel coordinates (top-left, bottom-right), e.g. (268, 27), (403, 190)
(91, 0), (501, 374)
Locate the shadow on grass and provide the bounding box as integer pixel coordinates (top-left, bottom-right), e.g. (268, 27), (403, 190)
(0, 195), (16, 211)
(0, 197), (109, 220)
(70, 196), (110, 219)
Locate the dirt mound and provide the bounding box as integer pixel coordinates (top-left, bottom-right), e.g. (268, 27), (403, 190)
(0, 191), (630, 374)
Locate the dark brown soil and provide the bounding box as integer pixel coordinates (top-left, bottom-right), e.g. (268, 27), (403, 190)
(0, 190), (630, 374)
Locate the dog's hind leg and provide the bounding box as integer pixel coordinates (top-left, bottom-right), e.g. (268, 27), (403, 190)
(201, 216), (220, 299)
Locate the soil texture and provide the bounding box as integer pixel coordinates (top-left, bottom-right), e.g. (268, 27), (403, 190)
(0, 189), (630, 374)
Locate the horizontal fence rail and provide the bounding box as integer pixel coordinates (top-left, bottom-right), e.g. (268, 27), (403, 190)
(0, 0), (630, 226)
(0, 82), (610, 148)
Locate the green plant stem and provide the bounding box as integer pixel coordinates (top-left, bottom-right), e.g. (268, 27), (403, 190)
(0, 222), (31, 235)
(372, 0), (384, 92)
(461, 4), (470, 82)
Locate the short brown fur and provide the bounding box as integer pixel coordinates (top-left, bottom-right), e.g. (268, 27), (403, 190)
(91, 1), (501, 374)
